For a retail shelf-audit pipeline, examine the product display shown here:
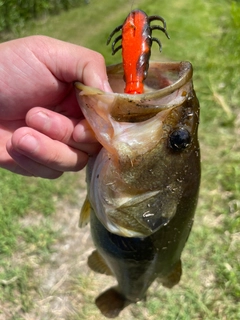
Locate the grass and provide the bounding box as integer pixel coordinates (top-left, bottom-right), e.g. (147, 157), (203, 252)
(0, 0), (239, 319)
(0, 169), (82, 317)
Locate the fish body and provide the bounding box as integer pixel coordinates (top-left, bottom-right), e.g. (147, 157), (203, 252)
(75, 61), (200, 317)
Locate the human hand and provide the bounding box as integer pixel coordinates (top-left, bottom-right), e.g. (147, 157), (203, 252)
(0, 35), (111, 178)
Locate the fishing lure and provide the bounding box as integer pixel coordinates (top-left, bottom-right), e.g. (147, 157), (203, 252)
(107, 9), (170, 94)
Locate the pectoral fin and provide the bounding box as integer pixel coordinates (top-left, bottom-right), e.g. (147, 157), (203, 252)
(110, 190), (178, 236)
(88, 250), (112, 276)
(79, 195), (91, 228)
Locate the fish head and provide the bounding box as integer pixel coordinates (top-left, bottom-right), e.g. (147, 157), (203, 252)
(75, 61), (200, 237)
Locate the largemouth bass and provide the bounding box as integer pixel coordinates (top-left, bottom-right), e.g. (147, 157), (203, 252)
(75, 61), (200, 318)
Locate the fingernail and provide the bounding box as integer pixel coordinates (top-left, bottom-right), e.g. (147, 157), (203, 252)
(103, 80), (112, 93)
(30, 111), (51, 131)
(19, 134), (39, 153)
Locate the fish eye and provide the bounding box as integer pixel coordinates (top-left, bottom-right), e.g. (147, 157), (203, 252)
(169, 128), (191, 151)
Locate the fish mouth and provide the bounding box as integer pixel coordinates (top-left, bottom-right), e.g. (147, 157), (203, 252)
(75, 61), (199, 237)
(74, 61), (193, 152)
(75, 61), (193, 124)
(106, 61), (193, 97)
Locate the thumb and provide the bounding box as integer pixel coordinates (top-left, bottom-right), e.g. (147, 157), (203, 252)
(29, 35), (112, 91)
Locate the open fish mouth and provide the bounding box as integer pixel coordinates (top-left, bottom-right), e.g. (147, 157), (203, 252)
(75, 61), (200, 237)
(75, 61), (193, 123)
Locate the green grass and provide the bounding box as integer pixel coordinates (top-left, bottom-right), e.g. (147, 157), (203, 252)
(0, 0), (239, 319)
(0, 170), (81, 316)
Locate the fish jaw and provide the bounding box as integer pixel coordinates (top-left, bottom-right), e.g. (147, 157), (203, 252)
(75, 61), (200, 237)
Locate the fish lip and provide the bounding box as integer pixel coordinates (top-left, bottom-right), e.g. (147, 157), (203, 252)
(106, 60), (193, 100)
(75, 61), (193, 101)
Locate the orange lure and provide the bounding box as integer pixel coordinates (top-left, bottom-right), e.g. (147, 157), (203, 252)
(107, 9), (170, 94)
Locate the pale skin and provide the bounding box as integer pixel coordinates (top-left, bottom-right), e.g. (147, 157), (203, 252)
(0, 35), (112, 179)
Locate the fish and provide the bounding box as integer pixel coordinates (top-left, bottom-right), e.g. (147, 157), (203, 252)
(75, 60), (200, 318)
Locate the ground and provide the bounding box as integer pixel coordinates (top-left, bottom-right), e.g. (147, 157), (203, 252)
(16, 171), (135, 320)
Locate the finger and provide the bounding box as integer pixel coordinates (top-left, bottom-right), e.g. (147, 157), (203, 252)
(72, 118), (98, 143)
(0, 36), (112, 121)
(26, 107), (101, 155)
(6, 147), (63, 179)
(0, 149), (33, 177)
(0, 119), (53, 177)
(0, 119), (33, 176)
(7, 128), (89, 174)
(52, 86), (83, 117)
(31, 36), (112, 91)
